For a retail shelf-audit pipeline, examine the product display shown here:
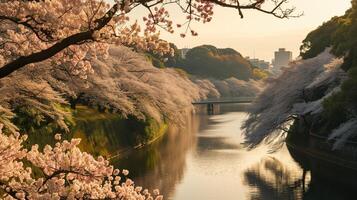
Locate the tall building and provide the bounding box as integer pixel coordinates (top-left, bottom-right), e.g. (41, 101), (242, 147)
(272, 48), (292, 70)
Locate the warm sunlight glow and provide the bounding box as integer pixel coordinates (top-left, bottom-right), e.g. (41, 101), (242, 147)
(145, 0), (351, 61)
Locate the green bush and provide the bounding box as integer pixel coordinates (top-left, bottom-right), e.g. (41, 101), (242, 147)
(180, 45), (253, 80)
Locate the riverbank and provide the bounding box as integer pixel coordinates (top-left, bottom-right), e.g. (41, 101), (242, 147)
(22, 105), (169, 158)
(72, 105), (169, 157)
(287, 120), (357, 188)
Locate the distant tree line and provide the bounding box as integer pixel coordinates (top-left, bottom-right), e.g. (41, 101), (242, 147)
(148, 44), (270, 81)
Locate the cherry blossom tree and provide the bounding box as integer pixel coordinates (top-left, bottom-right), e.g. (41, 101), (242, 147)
(210, 78), (263, 98)
(67, 46), (214, 124)
(0, 74), (72, 133)
(0, 45), (220, 132)
(0, 1), (300, 198)
(242, 49), (346, 149)
(0, 0), (299, 79)
(0, 123), (164, 200)
(0, 46), (212, 199)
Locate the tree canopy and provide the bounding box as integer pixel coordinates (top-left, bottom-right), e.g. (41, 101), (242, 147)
(244, 0), (357, 149)
(0, 0), (299, 199)
(301, 0), (357, 71)
(0, 0), (299, 79)
(299, 0), (357, 148)
(178, 45), (254, 80)
(243, 50), (345, 149)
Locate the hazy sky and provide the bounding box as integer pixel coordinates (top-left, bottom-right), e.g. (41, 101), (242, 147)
(118, 0), (352, 61)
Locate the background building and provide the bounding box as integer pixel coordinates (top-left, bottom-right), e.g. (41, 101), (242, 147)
(272, 48), (292, 70)
(246, 57), (270, 70)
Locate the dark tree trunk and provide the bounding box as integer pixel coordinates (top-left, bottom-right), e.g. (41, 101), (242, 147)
(0, 31), (93, 79)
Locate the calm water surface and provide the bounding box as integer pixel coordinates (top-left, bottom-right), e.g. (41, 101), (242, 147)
(113, 104), (353, 200)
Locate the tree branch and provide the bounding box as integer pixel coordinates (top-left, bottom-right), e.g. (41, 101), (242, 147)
(0, 3), (120, 79)
(0, 31), (93, 79)
(0, 0), (299, 79)
(207, 0), (301, 18)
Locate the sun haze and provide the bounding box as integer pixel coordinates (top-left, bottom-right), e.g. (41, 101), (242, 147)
(125, 0), (351, 62)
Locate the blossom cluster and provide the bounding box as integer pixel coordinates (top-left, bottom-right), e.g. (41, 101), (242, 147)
(0, 124), (163, 200)
(0, 0), (295, 78)
(242, 49), (346, 149)
(0, 0), (171, 79)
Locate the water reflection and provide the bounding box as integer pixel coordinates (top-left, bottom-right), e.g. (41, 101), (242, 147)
(112, 113), (203, 197)
(244, 157), (306, 200)
(112, 104), (357, 200)
(244, 148), (357, 200)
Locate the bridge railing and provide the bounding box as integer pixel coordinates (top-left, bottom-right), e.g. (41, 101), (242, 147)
(192, 97), (255, 104)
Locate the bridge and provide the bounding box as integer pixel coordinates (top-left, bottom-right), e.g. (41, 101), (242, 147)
(192, 97), (255, 114)
(192, 97), (254, 105)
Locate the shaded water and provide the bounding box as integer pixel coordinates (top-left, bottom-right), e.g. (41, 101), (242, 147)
(113, 104), (355, 200)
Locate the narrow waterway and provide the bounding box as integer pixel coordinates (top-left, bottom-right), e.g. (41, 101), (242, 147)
(113, 104), (353, 200)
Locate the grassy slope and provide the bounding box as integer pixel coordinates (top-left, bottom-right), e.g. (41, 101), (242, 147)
(23, 105), (168, 158)
(72, 105), (168, 157)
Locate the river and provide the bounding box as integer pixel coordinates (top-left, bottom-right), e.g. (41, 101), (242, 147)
(113, 104), (355, 200)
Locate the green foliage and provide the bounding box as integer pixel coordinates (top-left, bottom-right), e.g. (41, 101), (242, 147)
(145, 43), (256, 80)
(321, 93), (349, 133)
(72, 106), (167, 157)
(165, 43), (184, 67)
(341, 67), (357, 109)
(300, 17), (341, 59)
(180, 45), (253, 80)
(319, 67), (357, 134)
(301, 0), (357, 71)
(15, 104), (168, 157)
(145, 53), (165, 68)
(252, 68), (270, 80)
(300, 1), (357, 135)
(13, 104), (73, 135)
(143, 117), (167, 141)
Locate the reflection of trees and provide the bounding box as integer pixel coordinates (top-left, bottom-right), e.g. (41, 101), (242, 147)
(287, 144), (357, 200)
(303, 179), (355, 200)
(112, 114), (202, 198)
(244, 157), (305, 200)
(244, 153), (357, 200)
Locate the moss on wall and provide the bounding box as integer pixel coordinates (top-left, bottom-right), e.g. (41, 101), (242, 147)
(71, 106), (168, 157)
(21, 105), (168, 157)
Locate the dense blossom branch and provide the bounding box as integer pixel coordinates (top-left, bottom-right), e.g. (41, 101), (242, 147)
(0, 0), (298, 79)
(242, 49), (345, 149)
(0, 1), (170, 79)
(0, 44), (262, 134)
(0, 124), (164, 200)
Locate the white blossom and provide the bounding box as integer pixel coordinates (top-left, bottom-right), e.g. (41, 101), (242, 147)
(242, 49), (345, 148)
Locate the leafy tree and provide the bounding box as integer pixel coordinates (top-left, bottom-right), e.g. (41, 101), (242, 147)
(180, 45), (254, 80)
(299, 0), (357, 148)
(300, 17), (340, 59)
(301, 0), (357, 71)
(164, 43), (184, 67)
(252, 68), (270, 80)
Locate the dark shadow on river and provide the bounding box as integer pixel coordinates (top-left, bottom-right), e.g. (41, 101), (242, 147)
(112, 104), (357, 200)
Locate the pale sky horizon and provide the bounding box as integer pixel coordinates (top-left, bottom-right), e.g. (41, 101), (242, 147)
(116, 0), (352, 61)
